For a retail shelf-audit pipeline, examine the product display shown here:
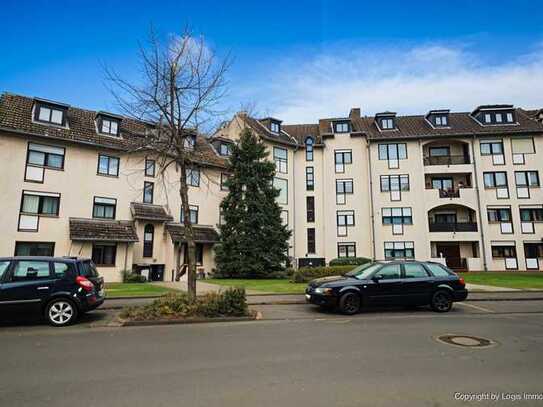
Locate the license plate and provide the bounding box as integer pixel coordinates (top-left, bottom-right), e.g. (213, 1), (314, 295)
(305, 294), (311, 300)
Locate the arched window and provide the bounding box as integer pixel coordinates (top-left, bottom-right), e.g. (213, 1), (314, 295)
(305, 137), (314, 161)
(143, 224), (154, 258)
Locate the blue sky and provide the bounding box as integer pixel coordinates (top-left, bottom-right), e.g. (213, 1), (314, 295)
(1, 0), (542, 123)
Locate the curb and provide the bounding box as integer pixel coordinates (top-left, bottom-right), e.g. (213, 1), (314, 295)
(117, 312), (262, 327)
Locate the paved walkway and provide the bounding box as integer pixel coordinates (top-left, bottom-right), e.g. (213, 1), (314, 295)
(151, 280), (266, 295)
(465, 282), (520, 292)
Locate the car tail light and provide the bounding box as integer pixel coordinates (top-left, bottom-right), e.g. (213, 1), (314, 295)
(76, 276), (94, 292)
(458, 277), (465, 286)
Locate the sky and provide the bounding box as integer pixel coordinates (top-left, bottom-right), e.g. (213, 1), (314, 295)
(1, 0), (542, 124)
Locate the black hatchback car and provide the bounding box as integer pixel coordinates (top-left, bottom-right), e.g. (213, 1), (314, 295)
(306, 260), (467, 314)
(0, 256), (105, 326)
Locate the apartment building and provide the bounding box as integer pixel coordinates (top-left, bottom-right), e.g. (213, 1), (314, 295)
(1, 92), (542, 281)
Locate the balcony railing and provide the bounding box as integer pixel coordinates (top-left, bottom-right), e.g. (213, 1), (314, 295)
(424, 155), (471, 166)
(429, 222), (478, 232)
(444, 257), (468, 270)
(438, 189), (460, 198)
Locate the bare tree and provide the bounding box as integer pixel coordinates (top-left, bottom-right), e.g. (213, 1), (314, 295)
(106, 27), (230, 297)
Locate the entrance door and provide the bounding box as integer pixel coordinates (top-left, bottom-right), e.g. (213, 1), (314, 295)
(435, 244), (463, 270)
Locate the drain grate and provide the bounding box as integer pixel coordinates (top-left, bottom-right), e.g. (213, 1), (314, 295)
(436, 334), (496, 348)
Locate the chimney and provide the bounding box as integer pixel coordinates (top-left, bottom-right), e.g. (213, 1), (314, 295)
(349, 107), (361, 119)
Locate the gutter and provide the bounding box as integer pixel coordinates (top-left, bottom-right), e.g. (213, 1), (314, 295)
(367, 141), (376, 260)
(470, 136), (488, 271)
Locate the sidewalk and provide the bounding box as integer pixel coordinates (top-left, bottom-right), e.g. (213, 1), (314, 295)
(465, 283), (521, 292)
(151, 280), (265, 295)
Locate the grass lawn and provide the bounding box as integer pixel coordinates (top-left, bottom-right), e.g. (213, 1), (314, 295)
(462, 272), (543, 289)
(205, 279), (306, 294)
(105, 283), (178, 298)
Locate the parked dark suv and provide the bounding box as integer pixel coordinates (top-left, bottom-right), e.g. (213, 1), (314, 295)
(0, 257), (105, 326)
(306, 260), (468, 314)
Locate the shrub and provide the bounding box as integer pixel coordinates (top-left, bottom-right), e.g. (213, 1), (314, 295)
(328, 257), (372, 266)
(122, 270), (147, 283)
(120, 287), (249, 320)
(291, 265), (356, 283)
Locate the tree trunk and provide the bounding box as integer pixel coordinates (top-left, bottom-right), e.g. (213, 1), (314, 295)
(179, 166), (197, 298)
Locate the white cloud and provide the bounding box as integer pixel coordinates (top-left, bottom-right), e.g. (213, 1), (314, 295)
(238, 43), (543, 123)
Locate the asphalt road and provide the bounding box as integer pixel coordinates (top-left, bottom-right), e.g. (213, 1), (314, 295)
(1, 300), (543, 407)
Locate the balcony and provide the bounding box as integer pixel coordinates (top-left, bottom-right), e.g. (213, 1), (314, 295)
(429, 222), (478, 232)
(424, 155), (471, 166)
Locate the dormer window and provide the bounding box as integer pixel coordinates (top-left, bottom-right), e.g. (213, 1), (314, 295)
(381, 118), (394, 130)
(219, 142), (232, 156)
(473, 105), (516, 125)
(375, 112), (396, 131)
(334, 122), (350, 133)
(184, 134), (196, 150)
(435, 115), (447, 126)
(34, 99), (68, 126)
(270, 121), (280, 133)
(96, 112), (122, 136)
(426, 110), (450, 127)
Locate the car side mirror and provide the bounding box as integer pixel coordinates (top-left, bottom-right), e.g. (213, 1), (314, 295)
(27, 267), (38, 277)
(372, 275), (382, 283)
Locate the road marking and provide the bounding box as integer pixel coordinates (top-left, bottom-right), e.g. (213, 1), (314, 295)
(458, 302), (495, 313)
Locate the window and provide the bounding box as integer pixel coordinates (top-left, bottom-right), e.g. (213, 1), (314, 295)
(336, 179), (353, 205)
(425, 263), (450, 277)
(13, 261), (51, 280)
(35, 104), (65, 126)
(334, 122), (350, 133)
(380, 175), (409, 192)
(53, 262), (71, 278)
(374, 264), (401, 279)
(145, 159), (155, 177)
(305, 137), (314, 161)
(27, 143), (64, 169)
(404, 263), (429, 278)
(99, 117), (119, 136)
(280, 210), (288, 226)
(335, 150), (352, 173)
(506, 112), (514, 122)
(307, 228), (316, 254)
(143, 181), (154, 204)
(378, 144), (407, 168)
(181, 205), (199, 224)
(270, 122), (280, 133)
(97, 154), (119, 176)
(219, 142), (232, 156)
(14, 242), (54, 256)
(480, 141), (503, 155)
(515, 171), (539, 187)
(520, 208), (543, 222)
(184, 135), (196, 150)
(186, 167), (200, 187)
(484, 113), (492, 123)
(273, 177), (288, 205)
(337, 210), (354, 236)
(380, 118), (395, 130)
(435, 115), (448, 126)
(220, 173), (230, 191)
(429, 147), (450, 157)
(143, 224), (154, 258)
(495, 113), (503, 123)
(384, 241), (414, 259)
(382, 208), (412, 225)
(21, 191), (60, 216)
(491, 245), (516, 258)
(0, 261), (10, 280)
(483, 172), (508, 188)
(306, 196), (315, 222)
(93, 197), (116, 219)
(92, 244), (117, 266)
(487, 208), (512, 222)
(338, 242), (356, 258)
(306, 167), (314, 191)
(274, 147), (288, 174)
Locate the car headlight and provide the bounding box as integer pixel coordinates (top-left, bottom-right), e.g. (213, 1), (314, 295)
(315, 287), (333, 295)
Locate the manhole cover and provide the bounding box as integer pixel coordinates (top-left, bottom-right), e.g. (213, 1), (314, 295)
(436, 334), (496, 348)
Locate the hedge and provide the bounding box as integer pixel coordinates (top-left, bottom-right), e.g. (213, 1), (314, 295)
(291, 265), (356, 283)
(328, 257), (372, 266)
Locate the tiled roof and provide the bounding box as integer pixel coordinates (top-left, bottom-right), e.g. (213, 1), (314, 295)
(0, 93), (227, 168)
(69, 218), (139, 242)
(282, 124), (322, 145)
(130, 202), (174, 222)
(166, 223), (219, 243)
(240, 114), (298, 146)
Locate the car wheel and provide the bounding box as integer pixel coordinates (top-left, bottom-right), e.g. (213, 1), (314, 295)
(339, 292), (361, 315)
(431, 290), (453, 313)
(46, 299), (78, 326)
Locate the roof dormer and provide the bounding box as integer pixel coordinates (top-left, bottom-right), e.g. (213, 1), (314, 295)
(96, 111), (122, 137)
(472, 105), (516, 126)
(260, 117), (282, 134)
(33, 97), (69, 127)
(426, 109), (450, 128)
(375, 112), (397, 131)
(332, 119), (351, 133)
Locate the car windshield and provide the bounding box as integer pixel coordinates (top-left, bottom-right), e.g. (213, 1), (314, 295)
(345, 262), (383, 280)
(79, 261), (99, 277)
